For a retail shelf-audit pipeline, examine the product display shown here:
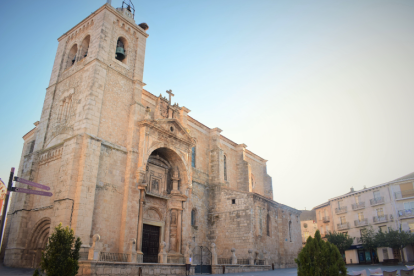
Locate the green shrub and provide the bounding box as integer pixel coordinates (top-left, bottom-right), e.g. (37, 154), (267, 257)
(34, 223), (82, 276)
(295, 230), (347, 276)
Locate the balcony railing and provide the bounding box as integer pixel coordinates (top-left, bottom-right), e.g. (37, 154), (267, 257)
(337, 222), (350, 230)
(323, 216), (330, 222)
(398, 208), (414, 218)
(373, 214), (393, 224)
(354, 218), (368, 227)
(356, 237), (363, 244)
(335, 206), (347, 214)
(99, 252), (129, 262)
(370, 196), (385, 206)
(352, 202), (365, 210)
(395, 189), (414, 200)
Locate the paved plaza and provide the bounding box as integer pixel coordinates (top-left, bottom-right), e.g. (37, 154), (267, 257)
(1, 263), (413, 276)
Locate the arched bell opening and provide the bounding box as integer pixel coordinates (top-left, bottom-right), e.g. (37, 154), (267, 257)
(79, 35), (90, 60)
(115, 37), (128, 63)
(66, 44), (78, 69)
(145, 147), (189, 196)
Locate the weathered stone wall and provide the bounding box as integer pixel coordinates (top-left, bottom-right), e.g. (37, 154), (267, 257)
(91, 145), (127, 253)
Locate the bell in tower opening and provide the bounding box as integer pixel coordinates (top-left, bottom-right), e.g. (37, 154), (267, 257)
(115, 38), (126, 61)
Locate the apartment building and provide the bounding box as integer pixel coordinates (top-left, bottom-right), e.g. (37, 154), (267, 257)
(313, 202), (334, 239)
(388, 172), (414, 261)
(300, 210), (317, 246)
(330, 184), (397, 264)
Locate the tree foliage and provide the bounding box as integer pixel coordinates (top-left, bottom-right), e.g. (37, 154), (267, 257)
(34, 223), (82, 276)
(325, 231), (354, 254)
(382, 227), (412, 263)
(295, 230), (347, 276)
(360, 226), (377, 263)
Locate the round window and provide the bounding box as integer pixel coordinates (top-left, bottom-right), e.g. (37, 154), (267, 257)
(304, 223), (308, 228)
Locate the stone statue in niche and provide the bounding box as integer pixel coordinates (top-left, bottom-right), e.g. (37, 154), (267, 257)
(171, 210), (177, 225)
(152, 179), (159, 193)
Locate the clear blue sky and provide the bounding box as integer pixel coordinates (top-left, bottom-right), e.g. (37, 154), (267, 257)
(0, 0), (413, 210)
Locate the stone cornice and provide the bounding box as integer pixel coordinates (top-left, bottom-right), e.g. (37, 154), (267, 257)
(58, 4), (148, 42)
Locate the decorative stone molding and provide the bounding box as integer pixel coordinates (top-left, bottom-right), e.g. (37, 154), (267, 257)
(127, 239), (137, 263)
(248, 249), (254, 265)
(158, 241), (167, 264)
(231, 248), (237, 265)
(88, 234), (102, 261)
(211, 243), (218, 265)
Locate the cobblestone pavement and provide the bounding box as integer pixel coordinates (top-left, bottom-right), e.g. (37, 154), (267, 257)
(1, 263), (413, 275)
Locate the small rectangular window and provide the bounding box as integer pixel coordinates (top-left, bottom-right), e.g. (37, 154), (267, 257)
(232, 199), (236, 204)
(191, 147), (196, 168)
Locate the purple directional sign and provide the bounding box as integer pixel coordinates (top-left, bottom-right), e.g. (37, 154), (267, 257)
(14, 177), (50, 191)
(14, 187), (53, 197)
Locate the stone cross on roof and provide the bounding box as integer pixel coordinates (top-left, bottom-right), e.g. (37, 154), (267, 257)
(166, 90), (174, 105)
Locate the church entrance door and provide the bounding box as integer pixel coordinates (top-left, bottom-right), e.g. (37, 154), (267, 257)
(142, 224), (160, 263)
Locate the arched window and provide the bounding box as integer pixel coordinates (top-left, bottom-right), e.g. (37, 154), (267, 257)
(191, 147), (196, 168)
(224, 155), (227, 181)
(289, 221), (292, 242)
(115, 37), (127, 63)
(79, 35), (90, 60)
(191, 209), (196, 226)
(66, 44), (78, 69)
(267, 214), (270, 236)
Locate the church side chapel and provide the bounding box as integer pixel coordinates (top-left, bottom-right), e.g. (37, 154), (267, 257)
(2, 0), (301, 274)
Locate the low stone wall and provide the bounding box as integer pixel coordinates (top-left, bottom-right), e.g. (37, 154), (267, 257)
(78, 261), (271, 275)
(78, 261), (193, 276)
(212, 264), (271, 274)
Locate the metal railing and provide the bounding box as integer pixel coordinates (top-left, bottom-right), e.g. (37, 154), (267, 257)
(335, 206), (347, 214)
(398, 209), (414, 218)
(256, 260), (265, 265)
(370, 196), (384, 206)
(323, 216), (330, 222)
(99, 252), (129, 262)
(373, 214), (393, 223)
(337, 222), (350, 230)
(352, 202), (365, 210)
(238, 259), (250, 265)
(218, 258), (232, 265)
(395, 190), (414, 200)
(356, 237), (363, 244)
(354, 218), (368, 227)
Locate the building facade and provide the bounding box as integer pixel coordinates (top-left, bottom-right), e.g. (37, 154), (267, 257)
(316, 172), (414, 265)
(2, 2), (301, 270)
(299, 210), (317, 246)
(313, 202), (334, 239)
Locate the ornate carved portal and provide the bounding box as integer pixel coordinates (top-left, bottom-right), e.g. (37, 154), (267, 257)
(137, 147), (188, 263)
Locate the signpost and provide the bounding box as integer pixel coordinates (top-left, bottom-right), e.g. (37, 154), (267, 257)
(0, 168), (52, 253)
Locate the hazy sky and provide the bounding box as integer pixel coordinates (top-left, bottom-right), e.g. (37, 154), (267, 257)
(0, 0), (413, 210)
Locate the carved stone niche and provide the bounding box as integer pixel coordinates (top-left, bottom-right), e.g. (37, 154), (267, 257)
(146, 155), (171, 196)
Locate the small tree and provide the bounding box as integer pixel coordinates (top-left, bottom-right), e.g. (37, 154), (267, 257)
(295, 230), (347, 276)
(34, 223), (82, 276)
(325, 231), (354, 255)
(383, 227), (412, 263)
(360, 226), (377, 264)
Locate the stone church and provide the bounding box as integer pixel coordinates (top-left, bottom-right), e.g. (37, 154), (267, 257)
(3, 1), (301, 272)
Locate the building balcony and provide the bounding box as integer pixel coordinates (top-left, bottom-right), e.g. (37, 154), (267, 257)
(398, 208), (414, 219)
(323, 216), (330, 222)
(373, 214), (393, 224)
(395, 190), (414, 200)
(354, 218), (368, 227)
(356, 237), (363, 244)
(337, 222), (350, 230)
(370, 196), (385, 206)
(352, 202), (365, 211)
(335, 206), (347, 214)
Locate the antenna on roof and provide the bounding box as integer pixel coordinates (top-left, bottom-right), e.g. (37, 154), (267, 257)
(122, 0), (135, 18)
